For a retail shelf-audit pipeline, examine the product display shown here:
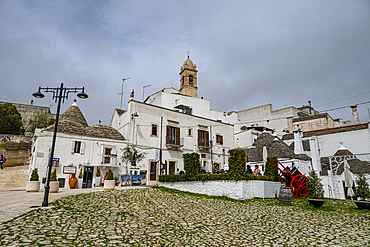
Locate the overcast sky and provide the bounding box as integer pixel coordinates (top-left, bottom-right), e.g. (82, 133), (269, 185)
(1, 0), (369, 126)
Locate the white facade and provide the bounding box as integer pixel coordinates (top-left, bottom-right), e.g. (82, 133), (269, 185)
(111, 100), (234, 185)
(30, 102), (127, 189)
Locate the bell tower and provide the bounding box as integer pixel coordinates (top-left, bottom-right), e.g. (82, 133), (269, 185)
(179, 55), (198, 98)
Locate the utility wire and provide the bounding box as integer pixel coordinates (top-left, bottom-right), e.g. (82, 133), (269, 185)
(315, 91), (370, 108)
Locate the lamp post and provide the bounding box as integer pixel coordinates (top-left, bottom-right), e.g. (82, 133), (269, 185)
(32, 83), (88, 207)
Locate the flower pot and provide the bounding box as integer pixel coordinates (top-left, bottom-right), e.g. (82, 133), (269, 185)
(78, 178), (83, 189)
(26, 181), (40, 192)
(95, 177), (101, 187)
(104, 180), (115, 190)
(308, 198), (325, 207)
(49, 181), (59, 193)
(354, 201), (370, 210)
(69, 174), (78, 189)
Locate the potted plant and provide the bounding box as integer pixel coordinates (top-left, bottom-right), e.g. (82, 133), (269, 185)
(77, 167), (83, 189)
(26, 168), (40, 192)
(354, 172), (370, 209)
(49, 168), (59, 193)
(95, 167), (101, 187)
(104, 169), (115, 190)
(307, 170), (325, 207)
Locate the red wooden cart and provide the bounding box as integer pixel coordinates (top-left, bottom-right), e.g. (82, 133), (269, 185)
(268, 157), (310, 198)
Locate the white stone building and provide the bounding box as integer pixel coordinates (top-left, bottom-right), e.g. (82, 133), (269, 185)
(30, 100), (127, 189)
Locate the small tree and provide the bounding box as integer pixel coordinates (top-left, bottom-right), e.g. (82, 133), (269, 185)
(228, 148), (246, 174)
(78, 168), (83, 179)
(265, 157), (279, 181)
(107, 169), (114, 180)
(183, 152), (200, 175)
(28, 111), (55, 133)
(96, 167), (101, 177)
(355, 172), (370, 201)
(121, 145), (146, 167)
(50, 168), (57, 181)
(307, 170), (324, 199)
(0, 103), (24, 135)
(30, 168), (39, 181)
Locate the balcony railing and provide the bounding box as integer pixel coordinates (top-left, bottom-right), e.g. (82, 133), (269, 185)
(166, 136), (184, 148)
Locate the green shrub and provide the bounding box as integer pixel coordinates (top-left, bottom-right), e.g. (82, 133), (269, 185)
(183, 152), (200, 176)
(159, 173), (272, 183)
(107, 169), (114, 180)
(96, 167), (101, 177)
(50, 168), (57, 181)
(355, 172), (370, 201)
(228, 148), (246, 174)
(265, 157), (279, 182)
(30, 168), (39, 181)
(307, 170), (324, 199)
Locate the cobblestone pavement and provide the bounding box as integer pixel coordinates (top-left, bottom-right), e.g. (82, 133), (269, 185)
(0, 187), (369, 246)
(0, 186), (148, 224)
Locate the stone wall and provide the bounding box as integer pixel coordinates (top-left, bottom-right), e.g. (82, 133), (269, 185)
(159, 180), (281, 200)
(0, 148), (31, 167)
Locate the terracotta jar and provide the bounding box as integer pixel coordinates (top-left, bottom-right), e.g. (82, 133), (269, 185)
(69, 173), (78, 189)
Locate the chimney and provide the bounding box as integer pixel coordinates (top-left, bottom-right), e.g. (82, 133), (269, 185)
(30, 100), (34, 105)
(351, 105), (360, 125)
(308, 101), (311, 107)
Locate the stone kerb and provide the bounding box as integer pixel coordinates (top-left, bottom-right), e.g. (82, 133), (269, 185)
(159, 180), (281, 200)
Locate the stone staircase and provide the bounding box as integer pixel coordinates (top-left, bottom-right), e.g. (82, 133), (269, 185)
(0, 165), (29, 189)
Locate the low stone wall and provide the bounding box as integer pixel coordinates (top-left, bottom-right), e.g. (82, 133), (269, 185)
(159, 180), (281, 200)
(0, 149), (31, 167)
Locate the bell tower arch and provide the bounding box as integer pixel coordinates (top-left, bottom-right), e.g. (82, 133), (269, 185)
(179, 55), (198, 98)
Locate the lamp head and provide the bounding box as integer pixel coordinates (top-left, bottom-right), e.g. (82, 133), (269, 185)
(77, 88), (88, 99)
(32, 87), (45, 98)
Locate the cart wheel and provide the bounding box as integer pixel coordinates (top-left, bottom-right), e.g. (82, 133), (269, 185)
(291, 175), (310, 198)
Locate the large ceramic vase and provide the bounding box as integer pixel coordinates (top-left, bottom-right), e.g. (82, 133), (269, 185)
(308, 198), (325, 207)
(49, 181), (59, 193)
(104, 180), (115, 190)
(69, 174), (78, 189)
(355, 201), (370, 210)
(26, 181), (40, 192)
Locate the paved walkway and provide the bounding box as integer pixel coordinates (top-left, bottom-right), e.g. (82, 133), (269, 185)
(0, 186), (150, 224)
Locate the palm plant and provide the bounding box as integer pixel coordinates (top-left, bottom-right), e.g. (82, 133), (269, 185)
(121, 145), (146, 167)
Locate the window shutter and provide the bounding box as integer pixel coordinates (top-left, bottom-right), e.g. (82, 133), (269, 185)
(175, 127), (180, 145)
(80, 142), (85, 155)
(112, 157), (117, 165)
(198, 129), (201, 146)
(102, 147), (106, 164)
(205, 131), (209, 147)
(220, 136), (223, 145)
(112, 148), (117, 155)
(71, 141), (75, 153)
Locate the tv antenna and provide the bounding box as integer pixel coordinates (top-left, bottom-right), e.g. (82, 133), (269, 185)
(120, 77), (130, 109)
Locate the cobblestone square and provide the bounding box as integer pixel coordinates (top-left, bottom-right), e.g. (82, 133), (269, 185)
(0, 187), (369, 246)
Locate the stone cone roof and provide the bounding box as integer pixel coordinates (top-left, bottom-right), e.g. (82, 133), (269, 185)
(44, 102), (125, 141)
(320, 149), (370, 176)
(244, 133), (311, 162)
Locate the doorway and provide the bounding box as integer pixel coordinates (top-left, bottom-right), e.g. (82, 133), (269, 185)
(83, 166), (94, 188)
(150, 161), (157, 181)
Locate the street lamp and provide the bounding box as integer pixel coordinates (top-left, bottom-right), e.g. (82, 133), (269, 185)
(32, 83), (88, 207)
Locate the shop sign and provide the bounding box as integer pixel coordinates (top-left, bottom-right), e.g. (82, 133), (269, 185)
(63, 166), (76, 174)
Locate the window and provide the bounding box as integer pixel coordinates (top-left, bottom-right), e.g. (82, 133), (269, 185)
(188, 128), (192, 136)
(198, 129), (209, 147)
(71, 141), (85, 154)
(216, 135), (223, 145)
(166, 125), (180, 145)
(102, 147), (117, 165)
(151, 124), (158, 136)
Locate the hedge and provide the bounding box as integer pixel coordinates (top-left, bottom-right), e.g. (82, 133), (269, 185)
(159, 172), (272, 183)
